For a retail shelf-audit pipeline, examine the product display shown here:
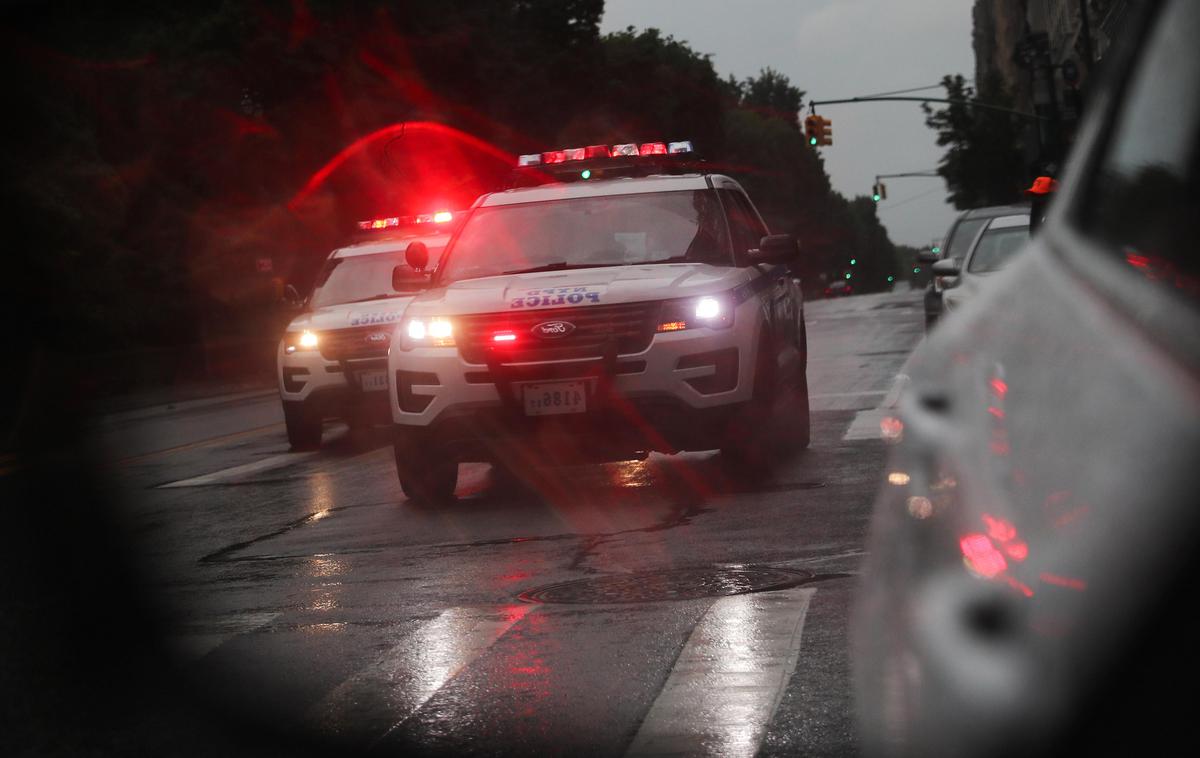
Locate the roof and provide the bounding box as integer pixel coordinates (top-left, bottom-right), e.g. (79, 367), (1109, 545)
(480, 173), (716, 207)
(985, 214), (1030, 230)
(330, 232), (452, 259)
(960, 203), (1029, 219)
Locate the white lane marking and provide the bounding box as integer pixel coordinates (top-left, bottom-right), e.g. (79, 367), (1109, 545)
(841, 408), (892, 441)
(810, 390), (887, 399)
(842, 373), (909, 442)
(626, 588), (817, 757)
(157, 451), (319, 488)
(308, 605), (535, 745)
(167, 611), (281, 662)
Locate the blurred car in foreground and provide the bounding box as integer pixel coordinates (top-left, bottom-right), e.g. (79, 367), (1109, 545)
(854, 0), (1200, 755)
(937, 213), (1030, 315)
(277, 214), (456, 449)
(920, 203), (1027, 331)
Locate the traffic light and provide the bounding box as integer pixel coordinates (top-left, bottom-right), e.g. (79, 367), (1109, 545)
(804, 115), (821, 146)
(878, 181), (886, 200)
(819, 116), (832, 145)
(872, 184), (882, 203)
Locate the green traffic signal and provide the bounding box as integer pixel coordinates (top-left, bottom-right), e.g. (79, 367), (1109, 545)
(850, 258), (857, 265)
(581, 169), (592, 180)
(872, 192), (881, 202)
(809, 136), (818, 146)
(913, 267), (921, 273)
(931, 246), (941, 254)
(887, 275), (894, 282)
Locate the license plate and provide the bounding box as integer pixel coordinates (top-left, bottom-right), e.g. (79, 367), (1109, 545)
(359, 370), (389, 392)
(522, 381), (587, 416)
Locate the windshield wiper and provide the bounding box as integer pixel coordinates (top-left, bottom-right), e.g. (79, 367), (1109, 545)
(500, 262), (626, 276)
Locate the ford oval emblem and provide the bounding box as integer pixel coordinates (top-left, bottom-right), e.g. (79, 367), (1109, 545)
(532, 320), (576, 339)
(366, 331), (390, 343)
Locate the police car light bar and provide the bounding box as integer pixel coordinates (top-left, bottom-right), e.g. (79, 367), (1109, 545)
(516, 140), (694, 167)
(357, 211), (456, 231)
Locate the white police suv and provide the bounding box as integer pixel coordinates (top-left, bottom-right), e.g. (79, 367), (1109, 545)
(277, 213), (456, 449)
(387, 142), (809, 502)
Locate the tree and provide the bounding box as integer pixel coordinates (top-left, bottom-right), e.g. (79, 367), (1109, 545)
(923, 73), (1027, 209)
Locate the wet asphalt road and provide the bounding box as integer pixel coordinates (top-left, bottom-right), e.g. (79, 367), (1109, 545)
(84, 290), (924, 756)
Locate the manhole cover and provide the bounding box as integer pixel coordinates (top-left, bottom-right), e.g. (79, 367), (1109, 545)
(519, 566), (814, 604)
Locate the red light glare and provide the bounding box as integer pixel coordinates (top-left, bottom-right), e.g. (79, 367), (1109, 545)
(639, 142), (668, 156)
(433, 211), (453, 223)
(1003, 540), (1029, 561)
(1040, 572), (1087, 591)
(543, 150), (567, 164)
(493, 332), (517, 343)
(960, 533), (1007, 578)
(989, 378), (1008, 397)
(584, 145), (608, 159)
(564, 147), (586, 161)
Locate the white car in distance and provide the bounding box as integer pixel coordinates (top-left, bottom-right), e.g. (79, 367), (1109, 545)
(277, 214), (454, 449)
(937, 213), (1031, 315)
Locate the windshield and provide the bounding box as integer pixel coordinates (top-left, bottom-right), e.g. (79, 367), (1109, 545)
(967, 225), (1029, 273)
(943, 216), (988, 261)
(310, 248), (442, 308)
(438, 190), (729, 284)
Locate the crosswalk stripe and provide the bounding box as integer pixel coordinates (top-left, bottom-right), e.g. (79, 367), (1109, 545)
(625, 588), (816, 757)
(157, 450), (319, 488)
(167, 611), (282, 662)
(307, 605), (535, 746)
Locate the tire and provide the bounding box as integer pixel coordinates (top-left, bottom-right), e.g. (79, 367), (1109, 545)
(393, 429), (458, 504)
(721, 333), (777, 473)
(283, 400), (322, 451)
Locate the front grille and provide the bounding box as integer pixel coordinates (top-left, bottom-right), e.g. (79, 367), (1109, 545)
(318, 326), (394, 361)
(457, 301), (661, 365)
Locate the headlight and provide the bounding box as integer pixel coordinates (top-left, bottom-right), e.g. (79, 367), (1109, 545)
(284, 329), (319, 354)
(656, 295), (734, 332)
(402, 317), (456, 348)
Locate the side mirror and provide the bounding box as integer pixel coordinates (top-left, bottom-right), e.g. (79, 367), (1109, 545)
(917, 250), (941, 264)
(283, 284), (304, 309)
(931, 258), (961, 276)
(392, 264), (430, 293)
(747, 234), (799, 265)
(405, 240), (429, 272)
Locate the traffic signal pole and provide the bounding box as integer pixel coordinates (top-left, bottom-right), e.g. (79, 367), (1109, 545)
(807, 96), (1045, 122)
(871, 171), (940, 202)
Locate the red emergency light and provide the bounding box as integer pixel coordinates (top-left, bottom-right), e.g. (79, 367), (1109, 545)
(516, 140), (694, 167)
(357, 210), (455, 231)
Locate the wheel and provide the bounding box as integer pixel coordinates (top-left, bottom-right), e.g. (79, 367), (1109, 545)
(283, 400), (322, 450)
(393, 429), (458, 504)
(721, 333), (777, 473)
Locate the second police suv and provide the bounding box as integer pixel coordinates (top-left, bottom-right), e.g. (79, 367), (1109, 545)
(386, 142), (811, 502)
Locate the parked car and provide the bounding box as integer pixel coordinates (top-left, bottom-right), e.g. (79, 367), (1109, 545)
(854, 0), (1200, 755)
(937, 213), (1030, 315)
(824, 279), (854, 297)
(920, 204), (1027, 331)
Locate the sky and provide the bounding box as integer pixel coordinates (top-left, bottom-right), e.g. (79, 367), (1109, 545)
(600, 0), (976, 248)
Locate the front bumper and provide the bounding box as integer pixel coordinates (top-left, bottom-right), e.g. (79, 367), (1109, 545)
(277, 342), (391, 419)
(388, 321), (761, 458)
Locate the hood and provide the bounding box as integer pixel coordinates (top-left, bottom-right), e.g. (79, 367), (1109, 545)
(285, 296), (417, 333)
(406, 264), (747, 316)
